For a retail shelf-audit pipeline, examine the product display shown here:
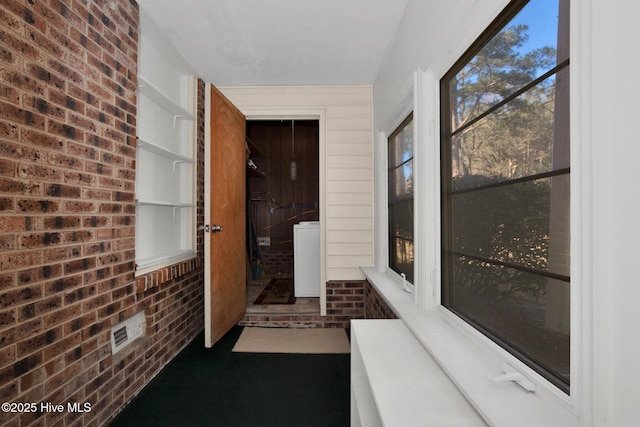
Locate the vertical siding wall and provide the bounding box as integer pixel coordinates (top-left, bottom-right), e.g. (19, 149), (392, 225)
(0, 2), (205, 425)
(219, 86), (375, 283)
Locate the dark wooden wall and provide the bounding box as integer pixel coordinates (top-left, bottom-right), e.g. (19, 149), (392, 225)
(247, 120), (319, 273)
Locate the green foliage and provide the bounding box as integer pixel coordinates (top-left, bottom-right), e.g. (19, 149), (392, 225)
(451, 174), (550, 303)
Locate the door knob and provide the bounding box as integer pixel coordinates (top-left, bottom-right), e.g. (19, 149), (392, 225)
(204, 224), (223, 233)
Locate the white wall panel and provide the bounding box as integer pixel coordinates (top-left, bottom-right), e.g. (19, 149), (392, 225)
(326, 180), (372, 194)
(326, 155), (372, 169)
(327, 169), (372, 182)
(327, 243), (374, 256)
(327, 130), (372, 144)
(327, 255), (373, 269)
(327, 205), (372, 218)
(329, 218), (373, 231)
(327, 230), (373, 243)
(327, 118), (373, 131)
(327, 105), (372, 119)
(326, 143), (372, 156)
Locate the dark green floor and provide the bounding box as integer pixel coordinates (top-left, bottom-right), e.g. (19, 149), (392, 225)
(108, 326), (350, 427)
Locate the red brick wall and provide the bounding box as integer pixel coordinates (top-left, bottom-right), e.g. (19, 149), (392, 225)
(261, 251), (293, 276)
(326, 280), (397, 327)
(325, 280), (366, 328)
(0, 2), (205, 426)
(365, 281), (398, 320)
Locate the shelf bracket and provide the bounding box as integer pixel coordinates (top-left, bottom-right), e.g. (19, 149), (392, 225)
(172, 160), (187, 172)
(173, 114), (184, 128)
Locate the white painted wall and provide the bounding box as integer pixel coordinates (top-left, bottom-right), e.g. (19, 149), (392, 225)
(372, 0), (640, 425)
(373, 0), (508, 125)
(219, 86), (374, 288)
(587, 2), (640, 424)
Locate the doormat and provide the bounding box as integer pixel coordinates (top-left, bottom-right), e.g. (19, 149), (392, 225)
(253, 278), (296, 305)
(232, 327), (351, 354)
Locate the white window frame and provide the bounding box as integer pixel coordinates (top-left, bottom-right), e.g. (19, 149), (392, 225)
(376, 77), (416, 294)
(367, 1), (588, 423)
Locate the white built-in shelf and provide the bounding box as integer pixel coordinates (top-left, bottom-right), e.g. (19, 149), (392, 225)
(136, 200), (193, 219)
(138, 75), (194, 120)
(137, 138), (194, 164)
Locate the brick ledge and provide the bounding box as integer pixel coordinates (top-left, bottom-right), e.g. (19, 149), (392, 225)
(135, 257), (202, 294)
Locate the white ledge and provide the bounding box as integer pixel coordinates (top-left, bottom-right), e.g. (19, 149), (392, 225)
(351, 319), (485, 426)
(361, 266), (579, 427)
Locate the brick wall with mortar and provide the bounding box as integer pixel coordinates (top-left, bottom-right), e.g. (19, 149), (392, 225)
(260, 250), (293, 277)
(364, 281), (398, 320)
(325, 280), (397, 326)
(0, 1), (205, 426)
(325, 280), (366, 327)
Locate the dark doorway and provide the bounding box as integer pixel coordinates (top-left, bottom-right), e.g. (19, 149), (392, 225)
(246, 120), (319, 280)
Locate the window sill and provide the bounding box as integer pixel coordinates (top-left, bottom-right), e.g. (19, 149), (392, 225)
(351, 318), (485, 426)
(361, 266), (579, 427)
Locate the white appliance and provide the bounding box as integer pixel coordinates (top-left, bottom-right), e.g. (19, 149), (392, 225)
(293, 221), (320, 297)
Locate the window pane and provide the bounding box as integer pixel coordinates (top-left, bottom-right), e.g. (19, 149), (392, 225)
(390, 236), (414, 282)
(448, 257), (570, 387)
(388, 119), (414, 167)
(390, 196), (414, 283)
(388, 160), (414, 202)
(389, 196), (414, 283)
(389, 200), (413, 240)
(451, 76), (568, 192)
(452, 175), (569, 277)
(450, 0), (564, 132)
(388, 114), (414, 282)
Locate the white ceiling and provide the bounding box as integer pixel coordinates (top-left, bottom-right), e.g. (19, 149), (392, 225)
(137, 0), (409, 86)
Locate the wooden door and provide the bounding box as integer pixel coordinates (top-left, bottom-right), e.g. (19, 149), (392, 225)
(204, 83), (246, 347)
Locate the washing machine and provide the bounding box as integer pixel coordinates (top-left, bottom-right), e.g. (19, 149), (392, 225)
(293, 221), (320, 297)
